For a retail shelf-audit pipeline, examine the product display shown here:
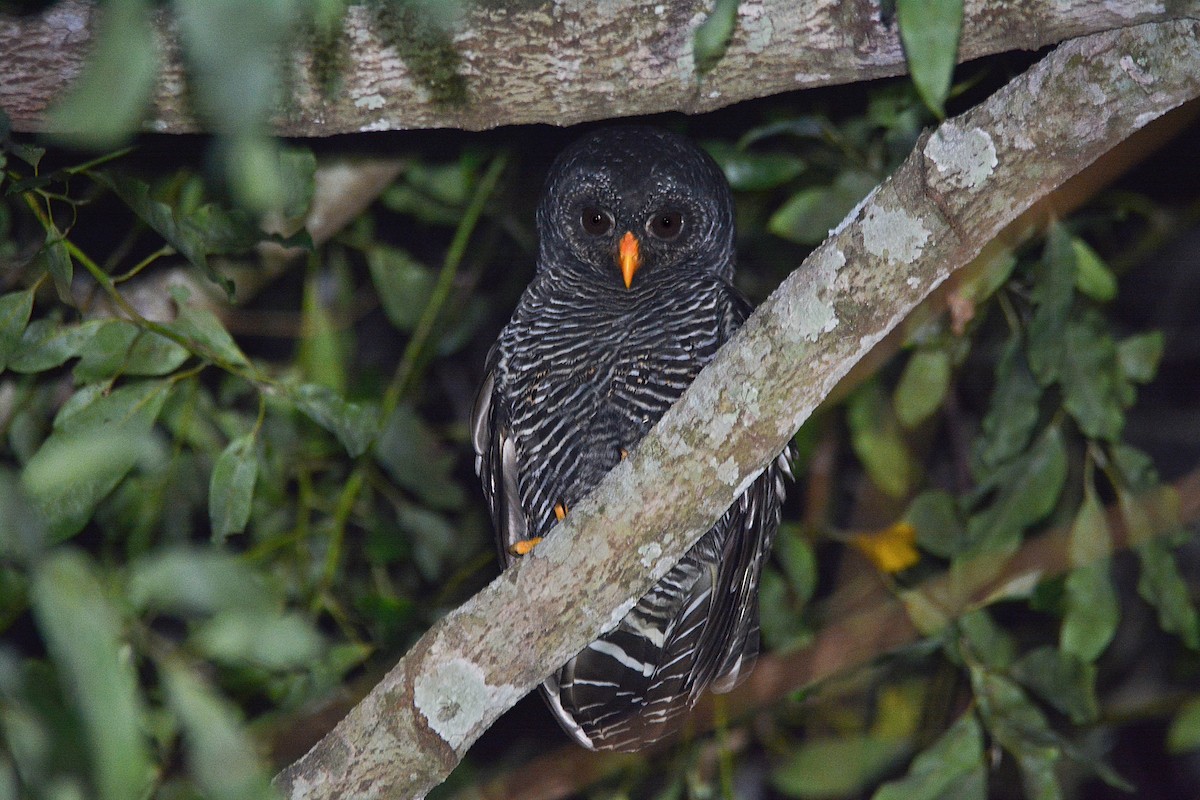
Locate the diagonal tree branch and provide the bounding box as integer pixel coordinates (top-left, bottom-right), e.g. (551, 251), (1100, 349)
(273, 19), (1200, 800)
(467, 465), (1200, 800)
(1, 1), (1198, 135)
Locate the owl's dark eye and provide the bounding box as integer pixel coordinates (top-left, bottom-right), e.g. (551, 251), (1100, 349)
(647, 210), (684, 240)
(580, 207), (613, 236)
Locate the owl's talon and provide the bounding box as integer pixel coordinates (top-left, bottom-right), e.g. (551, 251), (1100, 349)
(554, 502), (568, 521)
(509, 537), (544, 556)
(619, 448), (628, 461)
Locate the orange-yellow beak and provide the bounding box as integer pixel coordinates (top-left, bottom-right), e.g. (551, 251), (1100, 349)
(618, 231), (641, 289)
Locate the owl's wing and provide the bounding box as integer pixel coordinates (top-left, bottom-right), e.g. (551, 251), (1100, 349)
(685, 287), (790, 696)
(704, 453), (790, 694)
(471, 344), (529, 567)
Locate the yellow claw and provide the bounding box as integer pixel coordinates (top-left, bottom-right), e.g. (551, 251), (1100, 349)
(510, 537), (544, 556)
(554, 502), (567, 521)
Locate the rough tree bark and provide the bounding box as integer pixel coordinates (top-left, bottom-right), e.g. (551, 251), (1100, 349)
(1, 0), (1197, 135)
(272, 19), (1200, 800)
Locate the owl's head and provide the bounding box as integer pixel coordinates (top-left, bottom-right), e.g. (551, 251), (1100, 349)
(536, 126), (735, 289)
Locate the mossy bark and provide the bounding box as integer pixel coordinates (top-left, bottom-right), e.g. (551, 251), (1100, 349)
(2, 1), (1197, 135)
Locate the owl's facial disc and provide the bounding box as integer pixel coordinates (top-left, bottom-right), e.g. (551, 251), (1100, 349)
(618, 231), (641, 289)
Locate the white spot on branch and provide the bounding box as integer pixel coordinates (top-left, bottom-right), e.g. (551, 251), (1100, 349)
(925, 124), (998, 190)
(638, 542), (662, 568)
(414, 658), (523, 752)
(862, 205), (930, 264)
(354, 94), (386, 110)
(1120, 54), (1156, 86)
(778, 244), (842, 343)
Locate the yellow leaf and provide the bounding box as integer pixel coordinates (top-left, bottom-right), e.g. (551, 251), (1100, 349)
(851, 522), (920, 574)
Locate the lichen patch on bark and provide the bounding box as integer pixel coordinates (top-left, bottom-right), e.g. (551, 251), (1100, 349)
(861, 205), (931, 264)
(925, 124), (998, 190)
(414, 657), (522, 753)
(776, 243), (843, 344)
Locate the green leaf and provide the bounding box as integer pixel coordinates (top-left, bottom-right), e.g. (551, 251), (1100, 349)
(905, 490), (964, 558)
(127, 548), (277, 616)
(224, 135), (289, 216)
(705, 142), (805, 191)
(374, 404), (465, 509)
(896, 0), (963, 117)
(774, 524), (817, 604)
(1118, 483), (1181, 548)
(182, 201), (272, 255)
(970, 668), (1062, 800)
(209, 434), (259, 542)
(847, 382), (915, 499)
(1061, 561), (1119, 662)
(966, 426), (1067, 554)
(192, 611), (322, 671)
(404, 156), (476, 207)
(1136, 537), (1200, 649)
(39, 235), (74, 305)
(0, 289), (33, 373)
(772, 735), (908, 798)
(894, 347), (951, 429)
(1061, 486), (1118, 661)
(1070, 238), (1117, 301)
(298, 270), (348, 394)
(958, 609), (1015, 670)
(176, 0), (295, 212)
(161, 661), (278, 800)
(1109, 442), (1159, 492)
(871, 712), (985, 800)
(768, 170), (879, 245)
(399, 505), (457, 581)
(692, 0), (739, 73)
(5, 134), (45, 170)
(0, 469), (46, 561)
(955, 247), (1017, 308)
(1027, 224), (1077, 385)
(100, 175), (235, 297)
(736, 117), (826, 148)
(900, 586), (952, 636)
(30, 551), (153, 800)
(970, 333), (1041, 476)
(22, 380), (168, 540)
(7, 318), (105, 374)
(73, 320), (190, 382)
(1167, 697), (1200, 753)
(1067, 484), (1112, 568)
(759, 567), (810, 653)
(1059, 309), (1126, 441)
(275, 146), (318, 225)
(45, 0), (158, 148)
(289, 383), (379, 458)
(367, 246), (436, 331)
(166, 299), (249, 368)
(382, 167), (469, 225)
(1012, 646), (1099, 724)
(47, 378), (166, 438)
(1117, 331), (1164, 384)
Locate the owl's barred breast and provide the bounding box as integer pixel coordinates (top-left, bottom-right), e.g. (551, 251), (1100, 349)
(495, 271), (735, 539)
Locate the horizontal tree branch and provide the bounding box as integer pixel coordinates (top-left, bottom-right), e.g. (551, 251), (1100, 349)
(1, 1), (1197, 136)
(272, 19), (1200, 800)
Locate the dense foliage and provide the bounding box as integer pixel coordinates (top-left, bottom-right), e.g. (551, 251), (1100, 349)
(1, 3), (1199, 799)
